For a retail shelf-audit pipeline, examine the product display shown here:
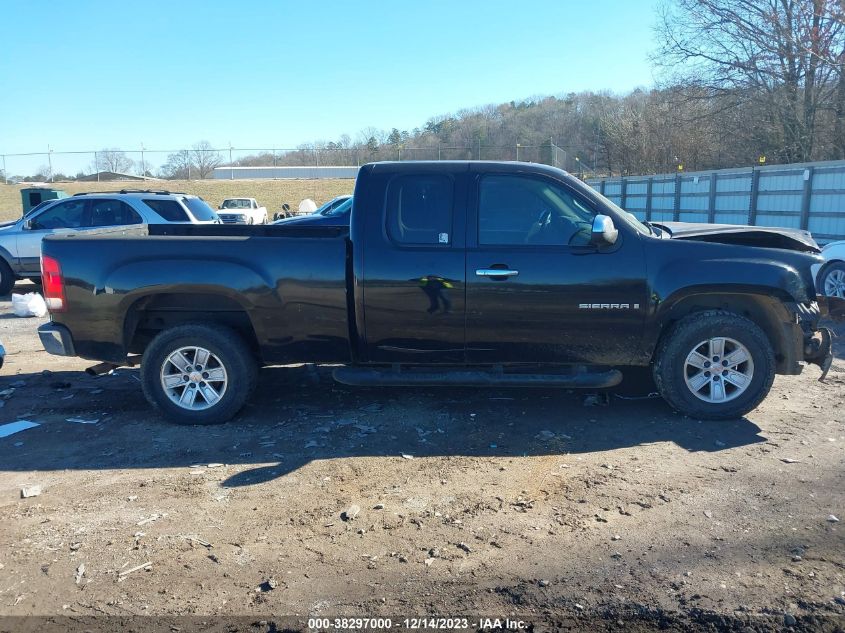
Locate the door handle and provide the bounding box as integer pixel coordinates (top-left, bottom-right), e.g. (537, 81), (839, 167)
(476, 268), (519, 277)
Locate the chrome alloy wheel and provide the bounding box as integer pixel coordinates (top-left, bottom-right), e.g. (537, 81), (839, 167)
(823, 268), (845, 298)
(160, 346), (228, 410)
(683, 337), (754, 403)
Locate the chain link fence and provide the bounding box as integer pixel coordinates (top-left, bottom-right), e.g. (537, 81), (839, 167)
(0, 142), (571, 184)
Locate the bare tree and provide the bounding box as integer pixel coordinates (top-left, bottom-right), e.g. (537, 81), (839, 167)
(159, 150), (192, 180)
(92, 148), (135, 174)
(655, 0), (845, 162)
(191, 141), (222, 179)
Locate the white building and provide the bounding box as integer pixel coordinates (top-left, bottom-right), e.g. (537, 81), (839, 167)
(213, 166), (359, 180)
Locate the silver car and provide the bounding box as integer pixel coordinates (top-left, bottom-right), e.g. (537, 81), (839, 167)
(0, 190), (220, 295)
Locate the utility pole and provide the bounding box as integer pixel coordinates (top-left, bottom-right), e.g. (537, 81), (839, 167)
(229, 144), (234, 180)
(1, 154), (6, 184)
(140, 142), (146, 178)
(47, 145), (53, 182)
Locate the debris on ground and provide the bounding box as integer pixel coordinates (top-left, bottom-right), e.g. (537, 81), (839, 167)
(20, 485), (42, 498)
(257, 578), (278, 592)
(136, 514), (165, 526)
(74, 563), (85, 585)
(117, 561), (151, 581)
(341, 505), (361, 521)
(66, 417), (99, 425)
(11, 293), (47, 318)
(0, 420), (40, 438)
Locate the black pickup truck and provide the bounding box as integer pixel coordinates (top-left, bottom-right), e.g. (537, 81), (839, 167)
(37, 161), (843, 424)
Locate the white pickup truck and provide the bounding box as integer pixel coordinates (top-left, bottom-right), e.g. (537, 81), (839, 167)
(217, 198), (268, 224)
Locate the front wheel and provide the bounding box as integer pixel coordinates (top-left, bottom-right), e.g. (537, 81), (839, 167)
(141, 323), (258, 424)
(819, 261), (845, 298)
(653, 311), (775, 420)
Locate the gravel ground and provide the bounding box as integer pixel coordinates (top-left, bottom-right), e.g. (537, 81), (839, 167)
(0, 283), (844, 632)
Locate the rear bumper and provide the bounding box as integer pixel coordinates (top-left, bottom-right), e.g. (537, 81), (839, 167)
(38, 323), (76, 357)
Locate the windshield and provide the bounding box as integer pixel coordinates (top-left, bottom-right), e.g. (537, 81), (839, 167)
(568, 178), (651, 236)
(314, 196), (350, 215)
(182, 197), (219, 221)
(323, 197), (353, 217)
(221, 199), (251, 209)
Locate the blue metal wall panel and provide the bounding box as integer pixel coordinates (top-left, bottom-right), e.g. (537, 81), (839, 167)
(587, 160), (845, 239)
(759, 171), (803, 191)
(626, 180), (648, 194)
(716, 174), (752, 192)
(714, 213), (749, 225)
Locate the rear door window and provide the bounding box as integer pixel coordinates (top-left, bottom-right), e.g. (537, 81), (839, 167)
(142, 199), (190, 222)
(386, 175), (453, 246)
(88, 199), (143, 227)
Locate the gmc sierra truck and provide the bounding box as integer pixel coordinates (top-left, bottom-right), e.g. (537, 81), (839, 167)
(37, 161), (843, 424)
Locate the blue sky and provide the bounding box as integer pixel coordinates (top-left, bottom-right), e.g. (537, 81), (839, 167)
(0, 0), (658, 172)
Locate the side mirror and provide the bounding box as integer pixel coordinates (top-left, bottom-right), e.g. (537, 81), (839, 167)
(591, 214), (618, 246)
(23, 219), (33, 230)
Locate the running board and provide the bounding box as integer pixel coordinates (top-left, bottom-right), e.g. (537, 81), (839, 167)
(332, 367), (623, 389)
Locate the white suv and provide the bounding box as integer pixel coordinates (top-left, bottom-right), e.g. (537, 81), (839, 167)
(0, 189), (220, 295)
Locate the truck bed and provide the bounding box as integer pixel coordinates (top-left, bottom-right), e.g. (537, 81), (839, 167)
(42, 224), (351, 364)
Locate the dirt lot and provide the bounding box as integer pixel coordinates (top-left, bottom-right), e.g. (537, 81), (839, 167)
(0, 180), (355, 222)
(0, 283), (844, 632)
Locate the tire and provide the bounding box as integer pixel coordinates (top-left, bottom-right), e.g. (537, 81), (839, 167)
(140, 323), (258, 425)
(653, 310), (775, 420)
(0, 259), (15, 296)
(818, 261), (845, 299)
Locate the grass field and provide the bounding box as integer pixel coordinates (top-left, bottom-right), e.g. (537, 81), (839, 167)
(0, 179), (355, 222)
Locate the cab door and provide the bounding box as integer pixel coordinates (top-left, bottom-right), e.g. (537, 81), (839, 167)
(359, 167), (468, 363)
(464, 170), (648, 365)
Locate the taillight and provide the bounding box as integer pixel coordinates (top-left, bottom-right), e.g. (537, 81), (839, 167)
(40, 255), (67, 312)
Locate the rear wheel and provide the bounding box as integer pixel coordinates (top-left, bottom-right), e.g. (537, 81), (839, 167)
(653, 311), (775, 420)
(141, 323), (257, 424)
(0, 259), (15, 296)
